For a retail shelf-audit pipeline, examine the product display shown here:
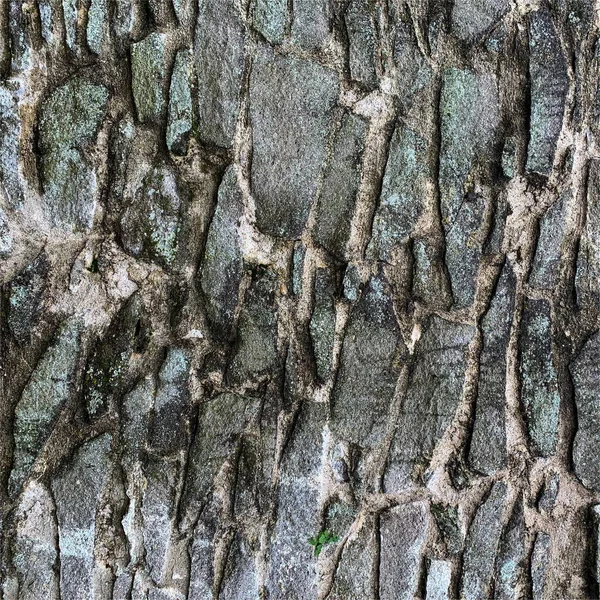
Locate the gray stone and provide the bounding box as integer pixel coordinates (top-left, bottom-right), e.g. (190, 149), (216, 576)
(309, 268), (338, 380)
(250, 45), (338, 239)
(385, 316), (475, 490)
(529, 192), (568, 289)
(44, 149), (99, 231)
(593, 505), (600, 586)
(114, 0), (132, 43)
(38, 0), (53, 43)
(329, 516), (376, 599)
(220, 535), (259, 600)
(140, 455), (179, 582)
(84, 293), (145, 418)
(189, 507), (217, 599)
(39, 78), (108, 231)
(440, 68), (500, 307)
(8, 252), (49, 342)
(131, 32), (167, 123)
(526, 9), (568, 175)
(313, 112), (366, 260)
(13, 482), (59, 600)
(379, 502), (429, 600)
(226, 267), (279, 385)
(431, 503), (462, 555)
(10, 320), (82, 493)
(195, 0), (245, 147)
(501, 137), (517, 179)
(0, 85), (22, 207)
(0, 205), (11, 256)
(120, 164), (183, 266)
(121, 377), (155, 470)
(460, 482), (507, 599)
(87, 0), (107, 53)
(368, 124), (428, 261)
(342, 263), (361, 302)
(576, 161), (600, 309)
(253, 0), (287, 44)
(63, 0), (77, 49)
(331, 274), (405, 448)
(166, 49), (193, 155)
(267, 403), (327, 599)
(537, 474), (559, 513)
(148, 347), (191, 454)
(292, 0), (332, 50)
(531, 532), (551, 599)
(346, 0), (377, 87)
(52, 434), (112, 600)
(519, 298), (560, 457)
(393, 17), (432, 110)
(570, 330), (600, 490)
(451, 0), (509, 42)
(469, 261), (515, 474)
(494, 501), (527, 600)
(426, 560), (453, 600)
(181, 393), (261, 529)
(201, 166), (245, 339)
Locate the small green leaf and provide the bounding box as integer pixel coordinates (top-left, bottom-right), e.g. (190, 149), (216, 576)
(314, 544), (322, 557)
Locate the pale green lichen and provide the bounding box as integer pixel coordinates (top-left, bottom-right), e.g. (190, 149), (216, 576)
(131, 32), (166, 123)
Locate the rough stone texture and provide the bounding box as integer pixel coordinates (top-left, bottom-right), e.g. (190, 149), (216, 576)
(461, 482), (507, 599)
(379, 502), (429, 600)
(166, 48), (193, 155)
(468, 261), (515, 474)
(250, 45), (339, 239)
(385, 316), (475, 490)
(526, 8), (569, 175)
(313, 113), (367, 260)
(131, 32), (167, 123)
(195, 0), (245, 147)
(1, 1), (599, 598)
(520, 298), (560, 457)
(331, 273), (405, 448)
(570, 330), (600, 491)
(39, 78), (108, 231)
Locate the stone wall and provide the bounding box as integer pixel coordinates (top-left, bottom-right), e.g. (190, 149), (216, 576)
(0, 0), (599, 598)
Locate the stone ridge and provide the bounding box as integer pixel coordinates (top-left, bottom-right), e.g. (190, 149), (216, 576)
(0, 0), (598, 599)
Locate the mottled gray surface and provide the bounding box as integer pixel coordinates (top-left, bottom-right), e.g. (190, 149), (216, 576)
(0, 0), (598, 598)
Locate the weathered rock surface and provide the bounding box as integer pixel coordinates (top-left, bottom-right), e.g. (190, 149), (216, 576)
(520, 298), (560, 457)
(195, 0), (245, 147)
(1, 0), (598, 597)
(331, 273), (405, 448)
(469, 261), (515, 474)
(250, 45), (338, 238)
(570, 330), (600, 491)
(385, 316), (475, 490)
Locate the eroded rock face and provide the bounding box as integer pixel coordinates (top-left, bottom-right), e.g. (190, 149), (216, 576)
(195, 0), (245, 147)
(201, 166), (245, 339)
(1, 0), (598, 597)
(250, 45), (338, 238)
(520, 298), (560, 457)
(10, 321), (82, 493)
(526, 8), (568, 175)
(439, 67), (500, 307)
(331, 273), (405, 448)
(469, 261), (515, 474)
(385, 316), (475, 490)
(570, 331), (600, 491)
(39, 78), (108, 231)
